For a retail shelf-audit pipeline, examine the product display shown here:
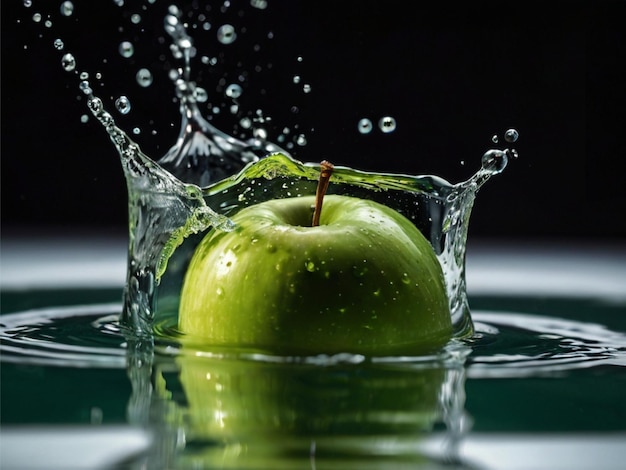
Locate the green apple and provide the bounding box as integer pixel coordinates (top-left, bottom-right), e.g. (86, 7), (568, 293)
(178, 193), (452, 355)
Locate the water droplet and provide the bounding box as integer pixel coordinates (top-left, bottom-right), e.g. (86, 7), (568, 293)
(135, 68), (153, 87)
(61, 53), (76, 72)
(23, 0), (32, 7)
(80, 114), (89, 123)
(115, 96), (132, 115)
(293, 75), (301, 84)
(250, 0), (268, 9)
(32, 13), (42, 23)
(79, 80), (92, 95)
(44, 20), (53, 28)
(225, 83), (242, 98)
(60, 1), (74, 17)
(378, 116), (396, 133)
(504, 128), (519, 143)
(217, 24), (236, 44)
(305, 260), (316, 272)
(53, 38), (64, 50)
(239, 117), (252, 129)
(491, 134), (499, 144)
(253, 127), (267, 140)
(194, 87), (208, 102)
(358, 118), (373, 134)
(119, 41), (134, 58)
(481, 149), (508, 174)
(295, 134), (307, 146)
(130, 14), (141, 25)
(216, 287), (224, 297)
(303, 83), (312, 93)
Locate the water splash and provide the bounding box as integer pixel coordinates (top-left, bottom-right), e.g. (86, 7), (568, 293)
(25, 1), (517, 348)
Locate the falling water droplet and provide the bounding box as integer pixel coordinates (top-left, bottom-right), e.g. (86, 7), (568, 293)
(130, 14), (141, 25)
(225, 83), (242, 98)
(61, 53), (76, 72)
(504, 128), (519, 143)
(53, 38), (64, 50)
(303, 83), (312, 93)
(378, 116), (396, 133)
(136, 68), (153, 87)
(32, 13), (42, 23)
(119, 41), (134, 58)
(217, 24), (236, 44)
(358, 118), (373, 134)
(115, 96), (132, 115)
(23, 0), (32, 7)
(293, 75), (301, 84)
(491, 134), (499, 143)
(60, 1), (74, 16)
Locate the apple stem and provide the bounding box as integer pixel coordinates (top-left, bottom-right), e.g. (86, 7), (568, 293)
(312, 160), (334, 227)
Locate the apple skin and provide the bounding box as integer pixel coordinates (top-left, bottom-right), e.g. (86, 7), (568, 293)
(179, 195), (451, 355)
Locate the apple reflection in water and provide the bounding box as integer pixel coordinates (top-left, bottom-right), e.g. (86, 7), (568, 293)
(132, 350), (467, 469)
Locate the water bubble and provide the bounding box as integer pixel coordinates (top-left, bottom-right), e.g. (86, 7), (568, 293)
(53, 39), (64, 50)
(119, 41), (134, 58)
(504, 128), (519, 143)
(481, 149), (508, 174)
(61, 53), (76, 72)
(133, 127), (141, 135)
(225, 83), (243, 99)
(79, 71), (89, 80)
(115, 96), (132, 115)
(358, 118), (373, 134)
(378, 116), (396, 133)
(136, 68), (153, 87)
(32, 13), (42, 23)
(217, 24), (237, 45)
(60, 1), (74, 17)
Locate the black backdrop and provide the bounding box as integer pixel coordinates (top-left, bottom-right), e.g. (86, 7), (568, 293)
(2, 0), (625, 240)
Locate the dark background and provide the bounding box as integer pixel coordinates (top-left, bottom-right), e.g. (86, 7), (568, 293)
(2, 0), (625, 240)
